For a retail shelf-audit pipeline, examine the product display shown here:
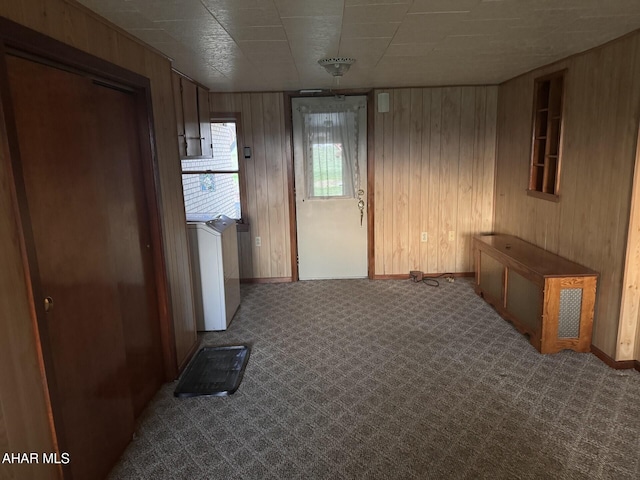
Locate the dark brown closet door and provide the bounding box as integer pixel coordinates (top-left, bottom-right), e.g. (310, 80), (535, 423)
(7, 55), (163, 479)
(92, 79), (164, 418)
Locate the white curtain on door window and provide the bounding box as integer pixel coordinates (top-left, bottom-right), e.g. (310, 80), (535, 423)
(299, 102), (360, 199)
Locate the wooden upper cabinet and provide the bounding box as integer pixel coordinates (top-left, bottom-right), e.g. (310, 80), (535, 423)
(198, 86), (213, 158)
(182, 79), (200, 157)
(172, 70), (212, 159)
(172, 73), (185, 141)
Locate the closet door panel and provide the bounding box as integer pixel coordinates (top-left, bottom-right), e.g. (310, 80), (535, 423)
(92, 82), (165, 417)
(7, 55), (142, 480)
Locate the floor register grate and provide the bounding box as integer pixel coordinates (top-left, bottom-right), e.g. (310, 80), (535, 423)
(173, 345), (250, 398)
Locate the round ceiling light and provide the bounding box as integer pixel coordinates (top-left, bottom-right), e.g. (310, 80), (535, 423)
(318, 57), (356, 77)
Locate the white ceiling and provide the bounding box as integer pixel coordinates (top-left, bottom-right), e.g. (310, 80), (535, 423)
(77, 0), (640, 92)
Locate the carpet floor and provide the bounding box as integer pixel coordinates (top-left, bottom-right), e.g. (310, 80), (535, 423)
(108, 278), (640, 479)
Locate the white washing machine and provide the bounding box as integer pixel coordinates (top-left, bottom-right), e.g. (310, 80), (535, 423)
(187, 216), (240, 331)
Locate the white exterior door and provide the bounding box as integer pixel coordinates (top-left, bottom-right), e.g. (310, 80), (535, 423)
(293, 96), (368, 280)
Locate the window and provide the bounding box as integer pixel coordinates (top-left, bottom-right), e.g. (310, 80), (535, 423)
(528, 71), (565, 200)
(181, 115), (245, 220)
(311, 142), (348, 197)
(302, 108), (360, 199)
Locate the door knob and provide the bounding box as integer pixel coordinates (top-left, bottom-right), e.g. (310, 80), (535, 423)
(357, 189), (365, 226)
(44, 296), (54, 313)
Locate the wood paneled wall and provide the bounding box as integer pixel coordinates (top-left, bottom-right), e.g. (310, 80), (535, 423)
(0, 2), (197, 477)
(373, 87), (498, 276)
(211, 88), (497, 280)
(494, 31), (640, 359)
(209, 92), (292, 280)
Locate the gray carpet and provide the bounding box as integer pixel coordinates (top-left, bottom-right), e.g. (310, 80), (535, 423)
(108, 278), (640, 479)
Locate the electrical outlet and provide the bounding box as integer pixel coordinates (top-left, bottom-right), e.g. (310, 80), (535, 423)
(255, 236), (261, 247)
(421, 232), (428, 243)
(448, 231), (455, 242)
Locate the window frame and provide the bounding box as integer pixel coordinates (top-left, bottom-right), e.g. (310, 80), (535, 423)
(180, 112), (248, 225)
(527, 70), (566, 202)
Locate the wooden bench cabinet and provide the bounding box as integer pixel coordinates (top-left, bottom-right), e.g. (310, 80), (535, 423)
(473, 234), (598, 354)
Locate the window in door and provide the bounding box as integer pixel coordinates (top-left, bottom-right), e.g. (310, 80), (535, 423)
(181, 115), (246, 220)
(302, 109), (360, 199)
(311, 142), (348, 197)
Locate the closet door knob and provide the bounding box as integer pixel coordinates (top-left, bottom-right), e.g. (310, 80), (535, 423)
(44, 296), (54, 313)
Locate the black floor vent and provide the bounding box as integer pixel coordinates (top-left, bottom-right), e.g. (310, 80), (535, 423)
(174, 346), (250, 398)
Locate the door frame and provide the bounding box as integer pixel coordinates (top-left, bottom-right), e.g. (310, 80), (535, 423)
(0, 17), (175, 471)
(284, 89), (375, 281)
(618, 119), (640, 363)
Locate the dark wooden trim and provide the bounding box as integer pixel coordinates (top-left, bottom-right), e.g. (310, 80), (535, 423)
(526, 189), (560, 203)
(367, 90), (375, 279)
(177, 337), (200, 374)
(243, 85), (499, 95)
(374, 274), (419, 280)
(590, 344), (637, 370)
(188, 169), (240, 174)
(283, 88), (373, 97)
(533, 69), (568, 84)
(241, 277), (293, 284)
(374, 272), (475, 280)
(0, 17), (150, 90)
(283, 92), (298, 281)
(134, 79), (178, 381)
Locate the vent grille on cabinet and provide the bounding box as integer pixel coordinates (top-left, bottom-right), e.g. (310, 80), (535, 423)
(558, 288), (582, 338)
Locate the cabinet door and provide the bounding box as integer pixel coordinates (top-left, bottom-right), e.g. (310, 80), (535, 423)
(198, 86), (212, 158)
(181, 78), (202, 157)
(479, 251), (504, 302)
(172, 72), (186, 156)
(222, 226), (241, 325)
(506, 270), (543, 333)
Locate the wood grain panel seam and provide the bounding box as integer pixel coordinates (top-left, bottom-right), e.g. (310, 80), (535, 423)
(61, 0), (171, 61)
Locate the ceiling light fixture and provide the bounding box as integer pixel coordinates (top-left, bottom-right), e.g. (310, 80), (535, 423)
(318, 57), (356, 77)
